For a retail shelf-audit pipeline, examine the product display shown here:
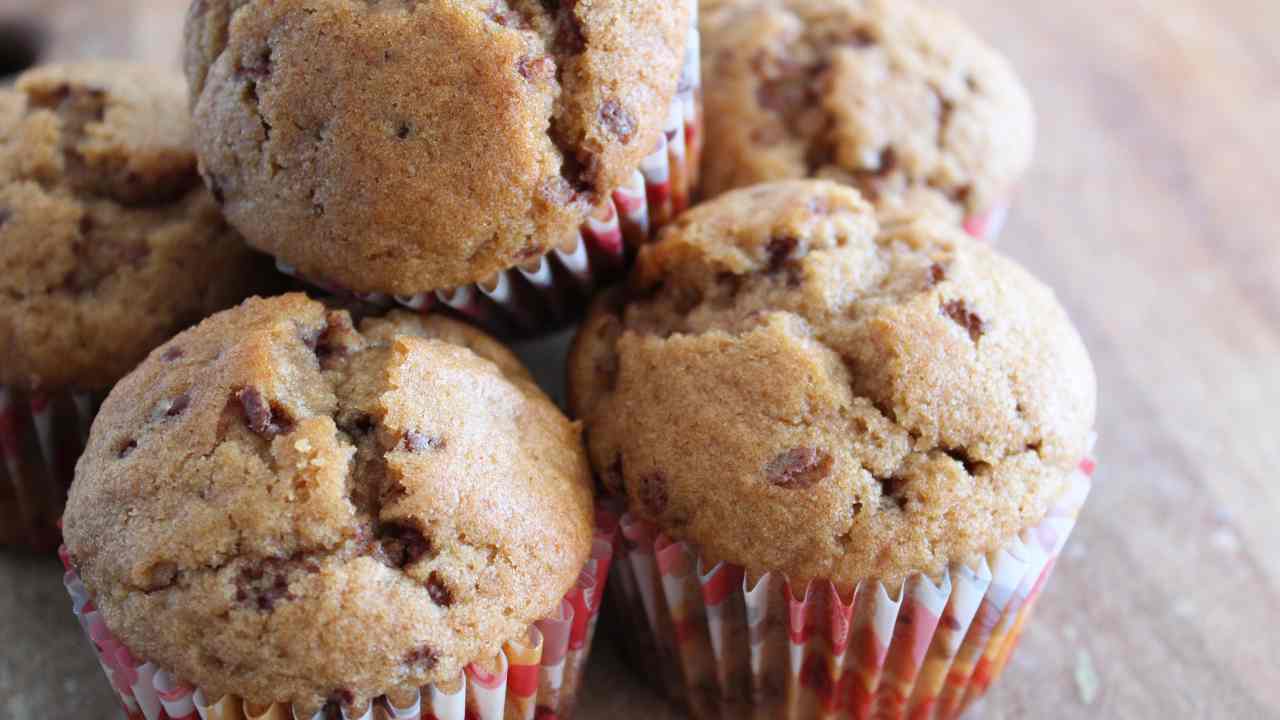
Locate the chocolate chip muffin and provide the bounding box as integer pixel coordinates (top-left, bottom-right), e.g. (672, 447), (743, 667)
(62, 294), (596, 715)
(0, 62), (278, 550)
(572, 179), (1093, 585)
(569, 181), (1096, 718)
(698, 0), (1034, 239)
(184, 0), (694, 303)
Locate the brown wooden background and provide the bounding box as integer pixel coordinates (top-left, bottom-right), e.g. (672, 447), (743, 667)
(2, 1), (1278, 718)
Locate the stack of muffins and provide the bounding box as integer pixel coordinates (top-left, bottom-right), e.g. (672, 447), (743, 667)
(0, 0), (1095, 718)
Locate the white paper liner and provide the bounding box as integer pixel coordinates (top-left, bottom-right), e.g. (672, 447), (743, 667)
(62, 509), (621, 720)
(609, 454), (1095, 720)
(275, 10), (703, 338)
(0, 385), (97, 549)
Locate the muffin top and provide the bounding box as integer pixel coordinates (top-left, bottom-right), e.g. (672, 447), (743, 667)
(698, 0), (1034, 226)
(185, 0), (691, 295)
(0, 62), (278, 392)
(63, 294), (595, 711)
(570, 181), (1094, 587)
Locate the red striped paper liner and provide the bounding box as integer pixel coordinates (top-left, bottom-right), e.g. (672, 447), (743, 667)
(275, 7), (703, 339)
(1, 385), (97, 550)
(963, 200), (1011, 242)
(61, 509), (619, 720)
(609, 451), (1095, 720)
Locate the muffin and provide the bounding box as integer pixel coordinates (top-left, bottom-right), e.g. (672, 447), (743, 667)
(61, 294), (615, 719)
(698, 0), (1034, 240)
(0, 62), (279, 551)
(184, 0), (701, 336)
(569, 181), (1095, 719)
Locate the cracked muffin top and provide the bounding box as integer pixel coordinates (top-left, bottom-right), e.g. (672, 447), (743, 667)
(63, 293), (594, 712)
(698, 0), (1034, 228)
(184, 0), (692, 295)
(569, 181), (1094, 587)
(0, 62), (279, 392)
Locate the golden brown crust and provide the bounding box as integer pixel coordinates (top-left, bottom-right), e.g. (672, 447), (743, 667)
(63, 294), (595, 710)
(185, 0), (691, 294)
(699, 0), (1034, 224)
(0, 62), (279, 391)
(569, 181), (1094, 587)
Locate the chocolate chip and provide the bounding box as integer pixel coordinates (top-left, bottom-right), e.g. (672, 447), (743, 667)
(236, 387), (292, 437)
(873, 146), (897, 175)
(757, 76), (805, 114)
(234, 560), (295, 611)
(314, 310), (360, 368)
(160, 346), (184, 362)
(949, 183), (973, 206)
(764, 448), (833, 489)
(517, 55), (554, 82)
(404, 645), (438, 669)
(329, 689), (355, 707)
(378, 523), (431, 568)
(941, 300), (984, 342)
(848, 26), (876, 47)
(117, 439), (137, 459)
(0, 208), (10, 228)
(637, 472), (669, 515)
(165, 393), (191, 418)
(766, 236), (799, 273)
(402, 430), (445, 453)
(755, 57), (824, 116)
(427, 572), (454, 607)
(600, 99), (636, 144)
(396, 123), (412, 140)
(929, 263), (947, 285)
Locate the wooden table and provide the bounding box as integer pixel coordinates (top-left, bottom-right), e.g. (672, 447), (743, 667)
(2, 1), (1278, 718)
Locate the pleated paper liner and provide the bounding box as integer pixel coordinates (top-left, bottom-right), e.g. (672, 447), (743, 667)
(0, 385), (98, 551)
(277, 7), (703, 340)
(61, 508), (620, 720)
(963, 201), (1011, 243)
(609, 455), (1095, 720)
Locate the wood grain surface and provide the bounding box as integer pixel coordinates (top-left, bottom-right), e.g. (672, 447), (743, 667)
(2, 1), (1278, 718)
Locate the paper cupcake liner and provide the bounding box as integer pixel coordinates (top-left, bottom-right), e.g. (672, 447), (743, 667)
(0, 385), (98, 551)
(61, 508), (620, 720)
(963, 200), (1011, 242)
(608, 454), (1095, 720)
(276, 8), (703, 339)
